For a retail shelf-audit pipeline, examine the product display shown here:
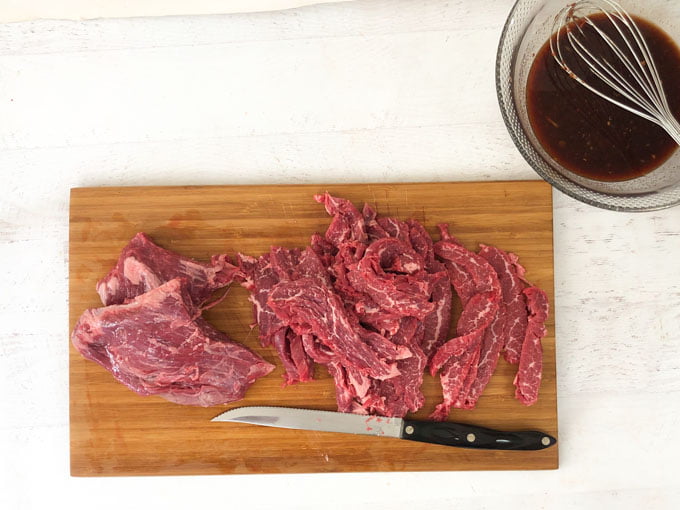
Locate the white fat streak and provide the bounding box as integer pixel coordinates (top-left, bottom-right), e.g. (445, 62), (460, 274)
(123, 256), (163, 288)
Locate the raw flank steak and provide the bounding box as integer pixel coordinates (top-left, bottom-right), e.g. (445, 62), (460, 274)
(72, 278), (273, 406)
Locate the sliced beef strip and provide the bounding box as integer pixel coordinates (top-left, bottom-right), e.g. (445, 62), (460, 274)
(269, 246), (302, 281)
(270, 245), (331, 287)
(347, 238), (435, 321)
(346, 265), (434, 322)
(437, 223), (464, 246)
(447, 287), (503, 411)
(288, 331), (313, 382)
(420, 268), (453, 359)
(330, 241), (403, 336)
(434, 234), (499, 305)
(355, 325), (412, 361)
(301, 333), (334, 364)
(430, 336), (483, 421)
(362, 202), (411, 243)
(407, 216), (453, 358)
(362, 203), (389, 241)
(452, 346), (482, 409)
(96, 232), (237, 307)
(326, 317), (426, 417)
(269, 328), (315, 386)
(268, 278), (400, 380)
(326, 361), (371, 414)
(237, 253), (285, 346)
(459, 306), (507, 409)
(296, 247), (334, 286)
(429, 292), (499, 374)
(369, 317), (427, 416)
(456, 244), (528, 408)
(498, 251), (531, 365)
(366, 237), (425, 275)
(315, 192), (367, 246)
(429, 236), (502, 420)
(514, 286), (549, 406)
(377, 217), (411, 243)
(310, 232), (336, 269)
(408, 219), (436, 271)
(269, 329), (296, 383)
(238, 249), (315, 385)
(72, 278), (274, 406)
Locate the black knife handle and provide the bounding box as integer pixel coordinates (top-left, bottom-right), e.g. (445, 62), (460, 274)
(401, 419), (556, 451)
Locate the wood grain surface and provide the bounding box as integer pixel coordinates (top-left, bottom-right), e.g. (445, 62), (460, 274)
(69, 181), (557, 476)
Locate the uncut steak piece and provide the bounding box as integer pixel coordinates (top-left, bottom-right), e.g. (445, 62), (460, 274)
(72, 278), (274, 406)
(96, 232), (238, 307)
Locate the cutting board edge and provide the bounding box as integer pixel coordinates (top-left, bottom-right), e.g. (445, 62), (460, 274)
(68, 180), (552, 199)
(70, 461), (559, 477)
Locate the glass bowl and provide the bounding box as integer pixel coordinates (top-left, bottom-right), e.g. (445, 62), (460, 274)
(496, 0), (680, 211)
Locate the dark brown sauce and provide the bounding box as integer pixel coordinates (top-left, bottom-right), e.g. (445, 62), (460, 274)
(526, 13), (680, 182)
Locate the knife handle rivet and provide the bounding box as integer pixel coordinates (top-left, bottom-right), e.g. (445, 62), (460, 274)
(404, 425), (414, 435)
(541, 436), (551, 446)
(466, 433), (476, 443)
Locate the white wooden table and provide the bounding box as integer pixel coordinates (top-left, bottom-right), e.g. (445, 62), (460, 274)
(1, 1), (679, 508)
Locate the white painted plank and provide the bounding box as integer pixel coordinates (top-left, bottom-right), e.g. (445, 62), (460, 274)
(1, 0), (355, 24)
(1, 0), (680, 508)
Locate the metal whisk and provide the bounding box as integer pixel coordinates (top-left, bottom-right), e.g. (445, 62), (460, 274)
(550, 0), (680, 145)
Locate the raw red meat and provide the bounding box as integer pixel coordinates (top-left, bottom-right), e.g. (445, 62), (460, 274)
(514, 286), (549, 405)
(269, 328), (314, 386)
(314, 197), (449, 416)
(406, 214), (453, 358)
(96, 232), (237, 307)
(373, 317), (427, 416)
(428, 292), (499, 421)
(460, 306), (506, 409)
(235, 193), (451, 417)
(72, 278), (274, 406)
(325, 318), (426, 416)
(459, 244), (522, 408)
(363, 203), (388, 240)
(419, 269), (453, 358)
(428, 232), (502, 421)
(237, 252), (285, 343)
(314, 193), (367, 246)
(237, 248), (316, 386)
(498, 251), (530, 364)
(346, 239), (435, 321)
(268, 278), (400, 380)
(435, 231), (500, 303)
(236, 193), (549, 418)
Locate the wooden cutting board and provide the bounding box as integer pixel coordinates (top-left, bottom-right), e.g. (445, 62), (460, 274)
(69, 181), (557, 476)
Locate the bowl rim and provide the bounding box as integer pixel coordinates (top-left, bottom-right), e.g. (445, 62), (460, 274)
(494, 0), (680, 212)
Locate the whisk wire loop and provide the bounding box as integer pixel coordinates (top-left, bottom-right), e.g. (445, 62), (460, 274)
(550, 0), (680, 145)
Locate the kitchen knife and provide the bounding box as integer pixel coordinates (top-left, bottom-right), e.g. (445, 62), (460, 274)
(211, 406), (556, 451)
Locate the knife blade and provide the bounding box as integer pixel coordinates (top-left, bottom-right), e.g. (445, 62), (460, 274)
(211, 406), (556, 451)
